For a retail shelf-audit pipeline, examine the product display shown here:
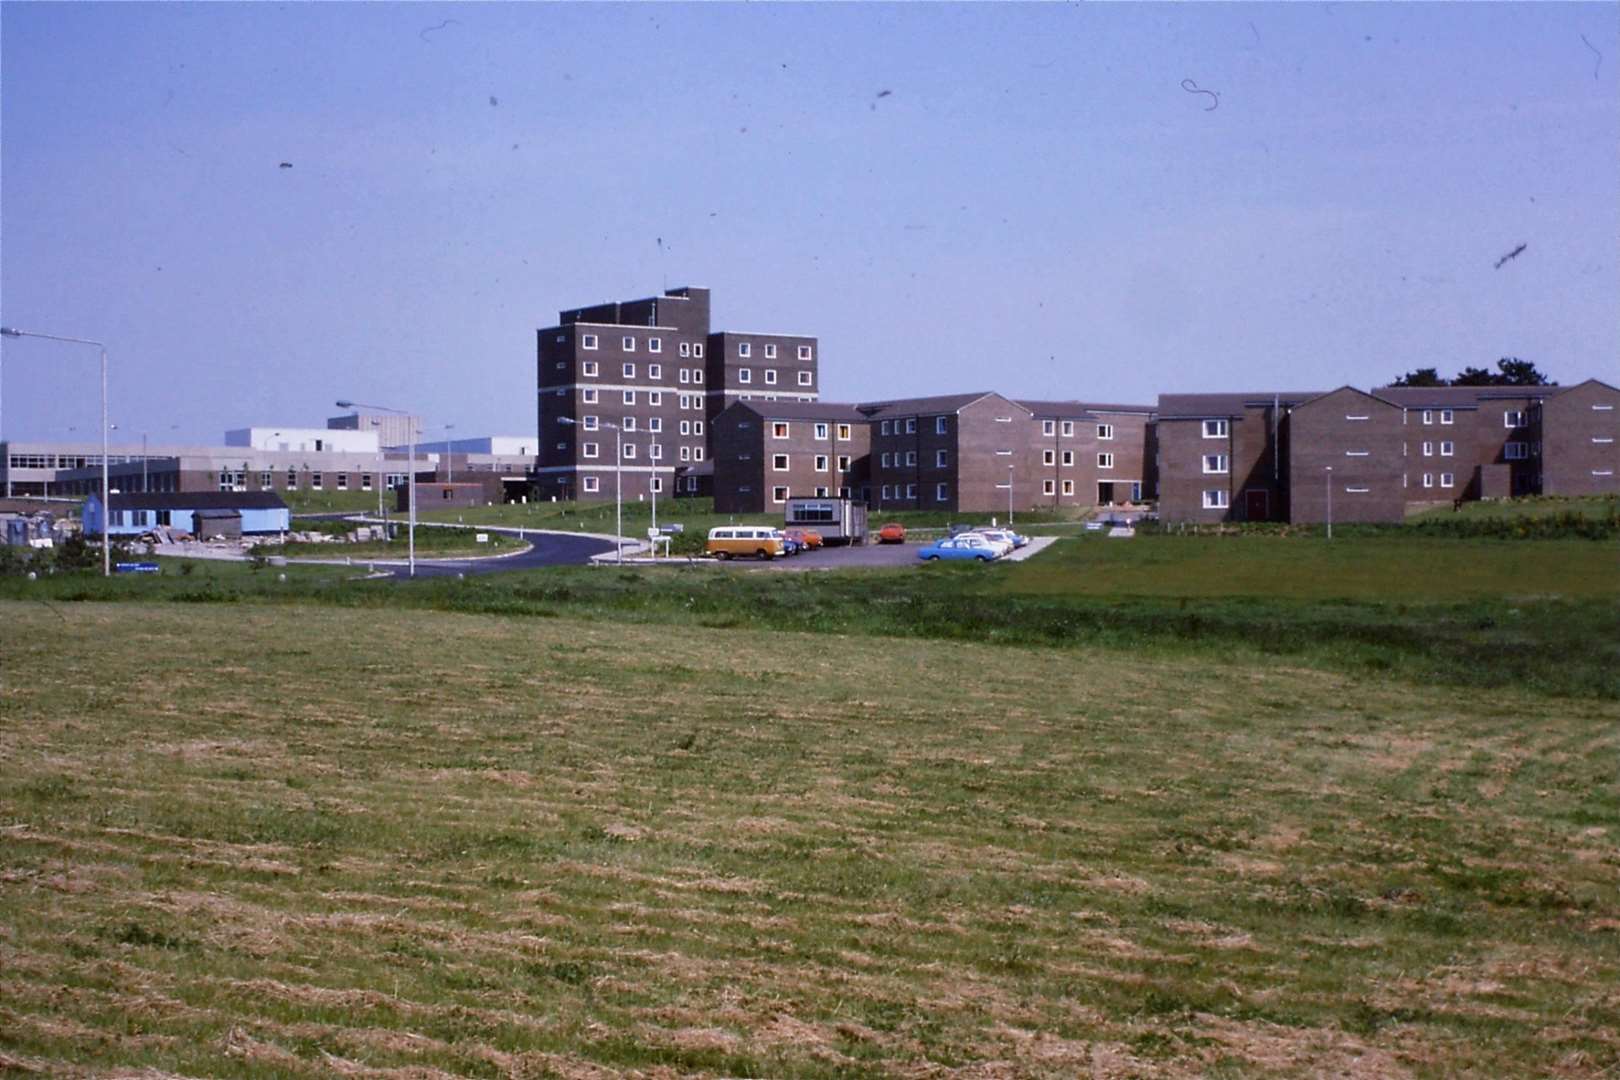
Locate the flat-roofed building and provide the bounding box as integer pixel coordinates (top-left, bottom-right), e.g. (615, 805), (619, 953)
(711, 401), (870, 514)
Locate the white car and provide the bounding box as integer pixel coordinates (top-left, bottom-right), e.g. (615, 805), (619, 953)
(968, 529), (1016, 556)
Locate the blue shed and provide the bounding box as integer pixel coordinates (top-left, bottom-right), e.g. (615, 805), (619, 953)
(83, 491), (291, 537)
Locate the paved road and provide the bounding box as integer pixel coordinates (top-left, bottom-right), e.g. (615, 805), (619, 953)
(373, 530), (615, 579)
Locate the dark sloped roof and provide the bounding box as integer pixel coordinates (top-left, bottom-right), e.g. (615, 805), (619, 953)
(1016, 400), (1098, 419)
(724, 400), (871, 423)
(101, 491), (289, 511)
(856, 391), (1015, 419)
(1372, 385), (1556, 408)
(1156, 391), (1321, 419)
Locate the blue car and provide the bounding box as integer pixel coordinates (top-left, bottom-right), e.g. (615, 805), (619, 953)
(916, 535), (1000, 562)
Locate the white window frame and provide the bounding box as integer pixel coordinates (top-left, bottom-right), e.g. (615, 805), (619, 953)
(582, 334), (598, 350)
(648, 338), (661, 353)
(1422, 441), (1434, 456)
(1043, 479), (1055, 495)
(772, 485), (788, 503)
(623, 362), (635, 378)
(1061, 479), (1074, 496)
(1043, 449), (1056, 466)
(798, 370), (812, 387)
(815, 455), (829, 472)
(622, 443), (637, 460)
(622, 336), (635, 352)
(648, 391), (662, 406)
(1422, 472), (1434, 488)
(648, 364), (662, 380)
(1440, 441), (1455, 457)
(798, 345), (812, 360)
(772, 422), (789, 439)
(1099, 452), (1115, 469)
(583, 442), (599, 460)
(693, 420), (703, 436)
(680, 420), (691, 436)
(837, 455), (851, 471)
(764, 343), (777, 358)
(1097, 424), (1114, 439)
(738, 342), (751, 358)
(1203, 419), (1228, 438)
(1202, 454), (1227, 474)
(649, 417), (662, 433)
(906, 418), (917, 434)
(837, 424), (851, 441)
(1504, 441), (1528, 460)
(582, 387), (598, 404)
(1042, 420), (1055, 436)
(582, 415), (599, 431)
(936, 449), (948, 467)
(679, 342), (691, 358)
(1504, 410), (1524, 428)
(1202, 489), (1228, 509)
(739, 368), (752, 384)
(1440, 409), (1454, 425)
(1422, 410), (1433, 424)
(1440, 472), (1454, 488)
(1062, 450), (1074, 467)
(582, 361), (598, 377)
(692, 446), (704, 461)
(693, 344), (704, 359)
(582, 475), (599, 493)
(623, 390), (636, 405)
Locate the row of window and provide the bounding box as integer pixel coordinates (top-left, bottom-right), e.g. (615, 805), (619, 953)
(576, 415), (703, 435)
(576, 443), (705, 462)
(771, 454), (852, 472)
(574, 335), (703, 358)
(572, 362), (705, 383)
(735, 342), (814, 360)
(581, 474), (668, 494)
(878, 483), (938, 501)
(768, 422), (854, 440)
(880, 417), (945, 436)
(562, 388), (712, 411)
(769, 484), (841, 502)
(215, 470), (405, 493)
(736, 368), (814, 387)
(1038, 420), (1115, 439)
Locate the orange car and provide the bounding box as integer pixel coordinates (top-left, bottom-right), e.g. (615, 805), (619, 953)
(783, 527), (824, 549)
(877, 522), (907, 544)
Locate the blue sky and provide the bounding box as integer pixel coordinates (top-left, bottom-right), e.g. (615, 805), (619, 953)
(2, 2), (1615, 443)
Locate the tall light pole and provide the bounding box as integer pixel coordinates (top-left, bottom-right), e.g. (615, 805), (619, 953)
(1007, 463), (1015, 527)
(338, 399), (415, 576)
(1325, 465), (1333, 540)
(559, 417), (622, 563)
(2, 326), (110, 576)
(650, 434), (659, 538)
(442, 423), (455, 484)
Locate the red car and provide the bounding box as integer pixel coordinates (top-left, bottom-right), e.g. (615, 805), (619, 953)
(783, 527), (824, 549)
(877, 522), (907, 544)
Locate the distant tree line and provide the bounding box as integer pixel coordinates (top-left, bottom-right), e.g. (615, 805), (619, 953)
(1390, 358), (1553, 388)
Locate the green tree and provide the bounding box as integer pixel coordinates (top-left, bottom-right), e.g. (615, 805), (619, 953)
(1452, 366), (1497, 386)
(1493, 357), (1552, 386)
(1390, 367), (1445, 387)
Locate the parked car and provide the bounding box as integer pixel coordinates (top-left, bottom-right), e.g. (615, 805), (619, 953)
(783, 527), (824, 549)
(877, 522), (907, 544)
(916, 534), (1000, 562)
(965, 529), (1014, 556)
(707, 526), (786, 560)
(775, 530), (802, 556)
(973, 528), (1025, 554)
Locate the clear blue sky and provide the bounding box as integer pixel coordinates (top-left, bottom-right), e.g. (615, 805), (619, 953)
(2, 1), (1615, 443)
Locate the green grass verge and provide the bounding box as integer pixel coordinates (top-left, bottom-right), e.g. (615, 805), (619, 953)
(1, 602), (1616, 1075)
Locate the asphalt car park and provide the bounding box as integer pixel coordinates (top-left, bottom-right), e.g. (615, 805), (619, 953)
(756, 537), (923, 569)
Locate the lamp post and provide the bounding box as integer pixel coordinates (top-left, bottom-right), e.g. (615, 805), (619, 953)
(558, 417), (622, 563)
(1325, 465), (1333, 540)
(442, 423), (455, 484)
(2, 326), (110, 576)
(650, 434), (659, 540)
(1007, 463), (1015, 527)
(338, 399), (415, 576)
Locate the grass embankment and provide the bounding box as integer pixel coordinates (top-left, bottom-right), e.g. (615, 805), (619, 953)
(1, 602), (1617, 1076)
(256, 520), (525, 561)
(5, 533), (1618, 699)
(1407, 494), (1619, 522)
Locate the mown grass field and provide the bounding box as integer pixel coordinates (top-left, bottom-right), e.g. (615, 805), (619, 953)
(2, 601), (1617, 1077)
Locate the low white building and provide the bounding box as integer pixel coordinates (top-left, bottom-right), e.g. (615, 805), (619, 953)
(225, 427), (379, 453)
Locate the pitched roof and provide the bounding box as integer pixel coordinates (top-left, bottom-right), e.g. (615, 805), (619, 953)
(97, 491), (289, 512)
(856, 391), (1019, 419)
(1156, 392), (1321, 419)
(1016, 399), (1157, 418)
(1371, 385), (1556, 408)
(724, 400), (871, 423)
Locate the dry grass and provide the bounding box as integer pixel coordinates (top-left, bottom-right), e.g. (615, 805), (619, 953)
(1, 600), (1617, 1077)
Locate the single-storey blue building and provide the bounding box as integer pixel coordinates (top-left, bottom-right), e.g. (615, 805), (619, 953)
(82, 491), (291, 537)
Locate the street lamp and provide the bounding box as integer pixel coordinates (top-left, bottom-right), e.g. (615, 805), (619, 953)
(558, 416), (622, 563)
(650, 433), (659, 540)
(1325, 465), (1333, 540)
(2, 326), (111, 576)
(442, 423), (455, 484)
(337, 399), (416, 576)
(1007, 463), (1015, 527)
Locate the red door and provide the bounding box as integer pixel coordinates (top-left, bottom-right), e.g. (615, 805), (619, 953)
(1244, 489), (1269, 521)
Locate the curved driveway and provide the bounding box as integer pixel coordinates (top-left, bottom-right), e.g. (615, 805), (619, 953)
(289, 516), (618, 579)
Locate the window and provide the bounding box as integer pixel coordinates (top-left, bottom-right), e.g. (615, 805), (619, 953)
(649, 417), (662, 433)
(1062, 450), (1074, 467)
(1042, 420), (1056, 436)
(771, 485), (788, 503)
(1505, 441), (1528, 460)
(738, 342), (751, 358)
(1043, 479), (1056, 495)
(693, 344), (704, 359)
(622, 336), (635, 351)
(936, 449), (948, 467)
(769, 453), (789, 472)
(693, 447), (703, 461)
(311, 472), (323, 490)
(1422, 441), (1434, 456)
(764, 343), (776, 358)
(1440, 409), (1454, 425)
(623, 417), (637, 431)
(1202, 489), (1229, 509)
(651, 476), (663, 492)
(359, 473), (372, 492)
(815, 455), (829, 472)
(679, 446), (691, 461)
(881, 485), (892, 500)
(881, 420), (891, 435)
(582, 334), (598, 350)
(765, 369), (777, 385)
(905, 418), (916, 434)
(260, 471), (273, 490)
(336, 473), (348, 491)
(837, 424), (852, 441)
(287, 470), (298, 489)
(1202, 454), (1227, 474)
(622, 444), (637, 460)
(694, 369), (704, 384)
(678, 394), (691, 409)
(582, 415), (599, 431)
(930, 416), (945, 435)
(583, 442), (598, 459)
(582, 387), (598, 404)
(905, 451), (917, 466)
(798, 370), (812, 386)
(1097, 424), (1114, 439)
(679, 342), (691, 357)
(798, 345), (812, 360)
(837, 455), (851, 471)
(1422, 473), (1434, 488)
(582, 361), (598, 377)
(680, 420), (691, 436)
(739, 368), (751, 384)
(649, 338), (661, 353)
(772, 422), (789, 439)
(1043, 449), (1055, 466)
(556, 361), (566, 370)
(623, 390), (636, 405)
(1503, 410), (1524, 427)
(648, 364), (662, 380)
(693, 421), (703, 436)
(1422, 409), (1433, 424)
(679, 368), (690, 384)
(1440, 472), (1454, 488)
(583, 475), (599, 493)
(906, 483), (917, 499)
(811, 422), (829, 439)
(1203, 419), (1228, 438)
(1440, 441), (1455, 456)
(622, 362), (635, 378)
(1062, 479), (1074, 496)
